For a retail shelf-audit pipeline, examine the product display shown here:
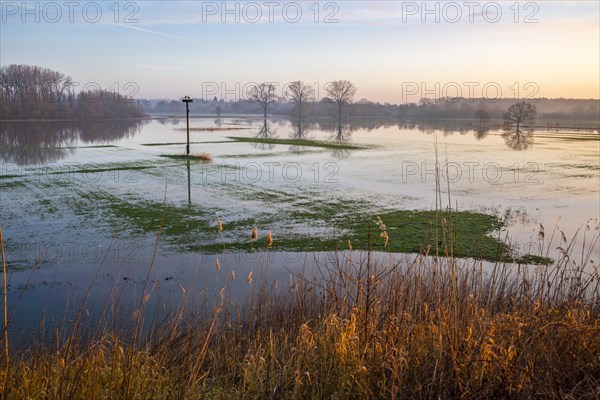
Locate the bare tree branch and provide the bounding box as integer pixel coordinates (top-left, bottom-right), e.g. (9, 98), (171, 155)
(247, 83), (277, 119)
(503, 101), (537, 134)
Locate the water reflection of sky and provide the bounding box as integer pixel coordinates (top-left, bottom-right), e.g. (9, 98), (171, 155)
(1, 118), (598, 336)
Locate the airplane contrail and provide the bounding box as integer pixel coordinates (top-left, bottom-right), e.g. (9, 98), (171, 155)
(112, 23), (204, 45)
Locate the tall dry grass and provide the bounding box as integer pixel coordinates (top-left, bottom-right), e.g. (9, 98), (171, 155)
(1, 218), (598, 399)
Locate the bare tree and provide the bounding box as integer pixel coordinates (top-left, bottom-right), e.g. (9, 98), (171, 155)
(323, 80), (357, 124)
(475, 108), (490, 125)
(473, 108), (491, 140)
(285, 81), (314, 119)
(0, 64), (74, 119)
(323, 80), (357, 142)
(503, 101), (537, 134)
(248, 83), (277, 119)
(285, 81), (314, 139)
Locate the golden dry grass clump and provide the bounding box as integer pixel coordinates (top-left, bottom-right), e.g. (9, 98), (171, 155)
(193, 152), (212, 161)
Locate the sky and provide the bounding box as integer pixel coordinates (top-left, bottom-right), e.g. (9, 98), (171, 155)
(1, 1), (599, 103)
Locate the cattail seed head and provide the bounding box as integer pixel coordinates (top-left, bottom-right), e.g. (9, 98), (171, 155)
(380, 231), (389, 247)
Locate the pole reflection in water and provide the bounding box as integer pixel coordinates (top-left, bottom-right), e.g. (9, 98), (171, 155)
(187, 159), (192, 206)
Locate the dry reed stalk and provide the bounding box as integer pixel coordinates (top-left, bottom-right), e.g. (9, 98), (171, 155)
(0, 225), (8, 396)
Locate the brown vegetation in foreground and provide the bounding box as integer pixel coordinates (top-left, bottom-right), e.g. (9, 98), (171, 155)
(1, 224), (598, 399)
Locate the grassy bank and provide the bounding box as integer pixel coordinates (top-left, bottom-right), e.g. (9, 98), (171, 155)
(1, 238), (598, 399)
(227, 136), (367, 150)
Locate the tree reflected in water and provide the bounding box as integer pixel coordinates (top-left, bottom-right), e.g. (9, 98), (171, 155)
(316, 118), (355, 159)
(252, 118), (276, 150)
(501, 128), (535, 151)
(473, 126), (490, 140)
(290, 118), (310, 140)
(255, 118), (274, 139)
(0, 119), (146, 165)
(288, 119), (314, 153)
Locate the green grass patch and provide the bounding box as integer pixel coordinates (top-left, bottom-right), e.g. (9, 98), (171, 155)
(0, 180), (24, 189)
(142, 141), (233, 146)
(75, 191), (214, 251)
(27, 166), (548, 264)
(174, 127), (250, 131)
(48, 165), (154, 175)
(76, 145), (118, 148)
(516, 254), (553, 265)
(158, 154), (212, 162)
(85, 186), (543, 263)
(5, 145), (119, 150)
(536, 134), (600, 141)
(110, 200), (211, 241)
(227, 136), (367, 150)
(274, 205), (516, 262)
(560, 163), (599, 171)
(220, 150), (324, 159)
(69, 145), (118, 149)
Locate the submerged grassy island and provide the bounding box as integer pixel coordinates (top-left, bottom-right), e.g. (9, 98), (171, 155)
(68, 186), (547, 264)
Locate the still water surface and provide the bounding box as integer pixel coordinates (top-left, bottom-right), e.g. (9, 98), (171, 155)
(1, 117), (598, 339)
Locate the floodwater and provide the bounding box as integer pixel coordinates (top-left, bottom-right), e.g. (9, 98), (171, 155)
(1, 117), (599, 340)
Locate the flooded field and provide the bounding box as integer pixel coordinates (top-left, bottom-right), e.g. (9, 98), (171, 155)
(1, 117), (599, 339)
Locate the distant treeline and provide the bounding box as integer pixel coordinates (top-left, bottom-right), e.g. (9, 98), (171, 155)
(141, 96), (600, 122)
(6, 64), (595, 122)
(0, 64), (144, 120)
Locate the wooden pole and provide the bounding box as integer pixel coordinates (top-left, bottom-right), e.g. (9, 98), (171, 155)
(186, 101), (190, 156)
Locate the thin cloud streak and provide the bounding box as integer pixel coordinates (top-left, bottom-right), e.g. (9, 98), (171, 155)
(112, 23), (203, 45)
